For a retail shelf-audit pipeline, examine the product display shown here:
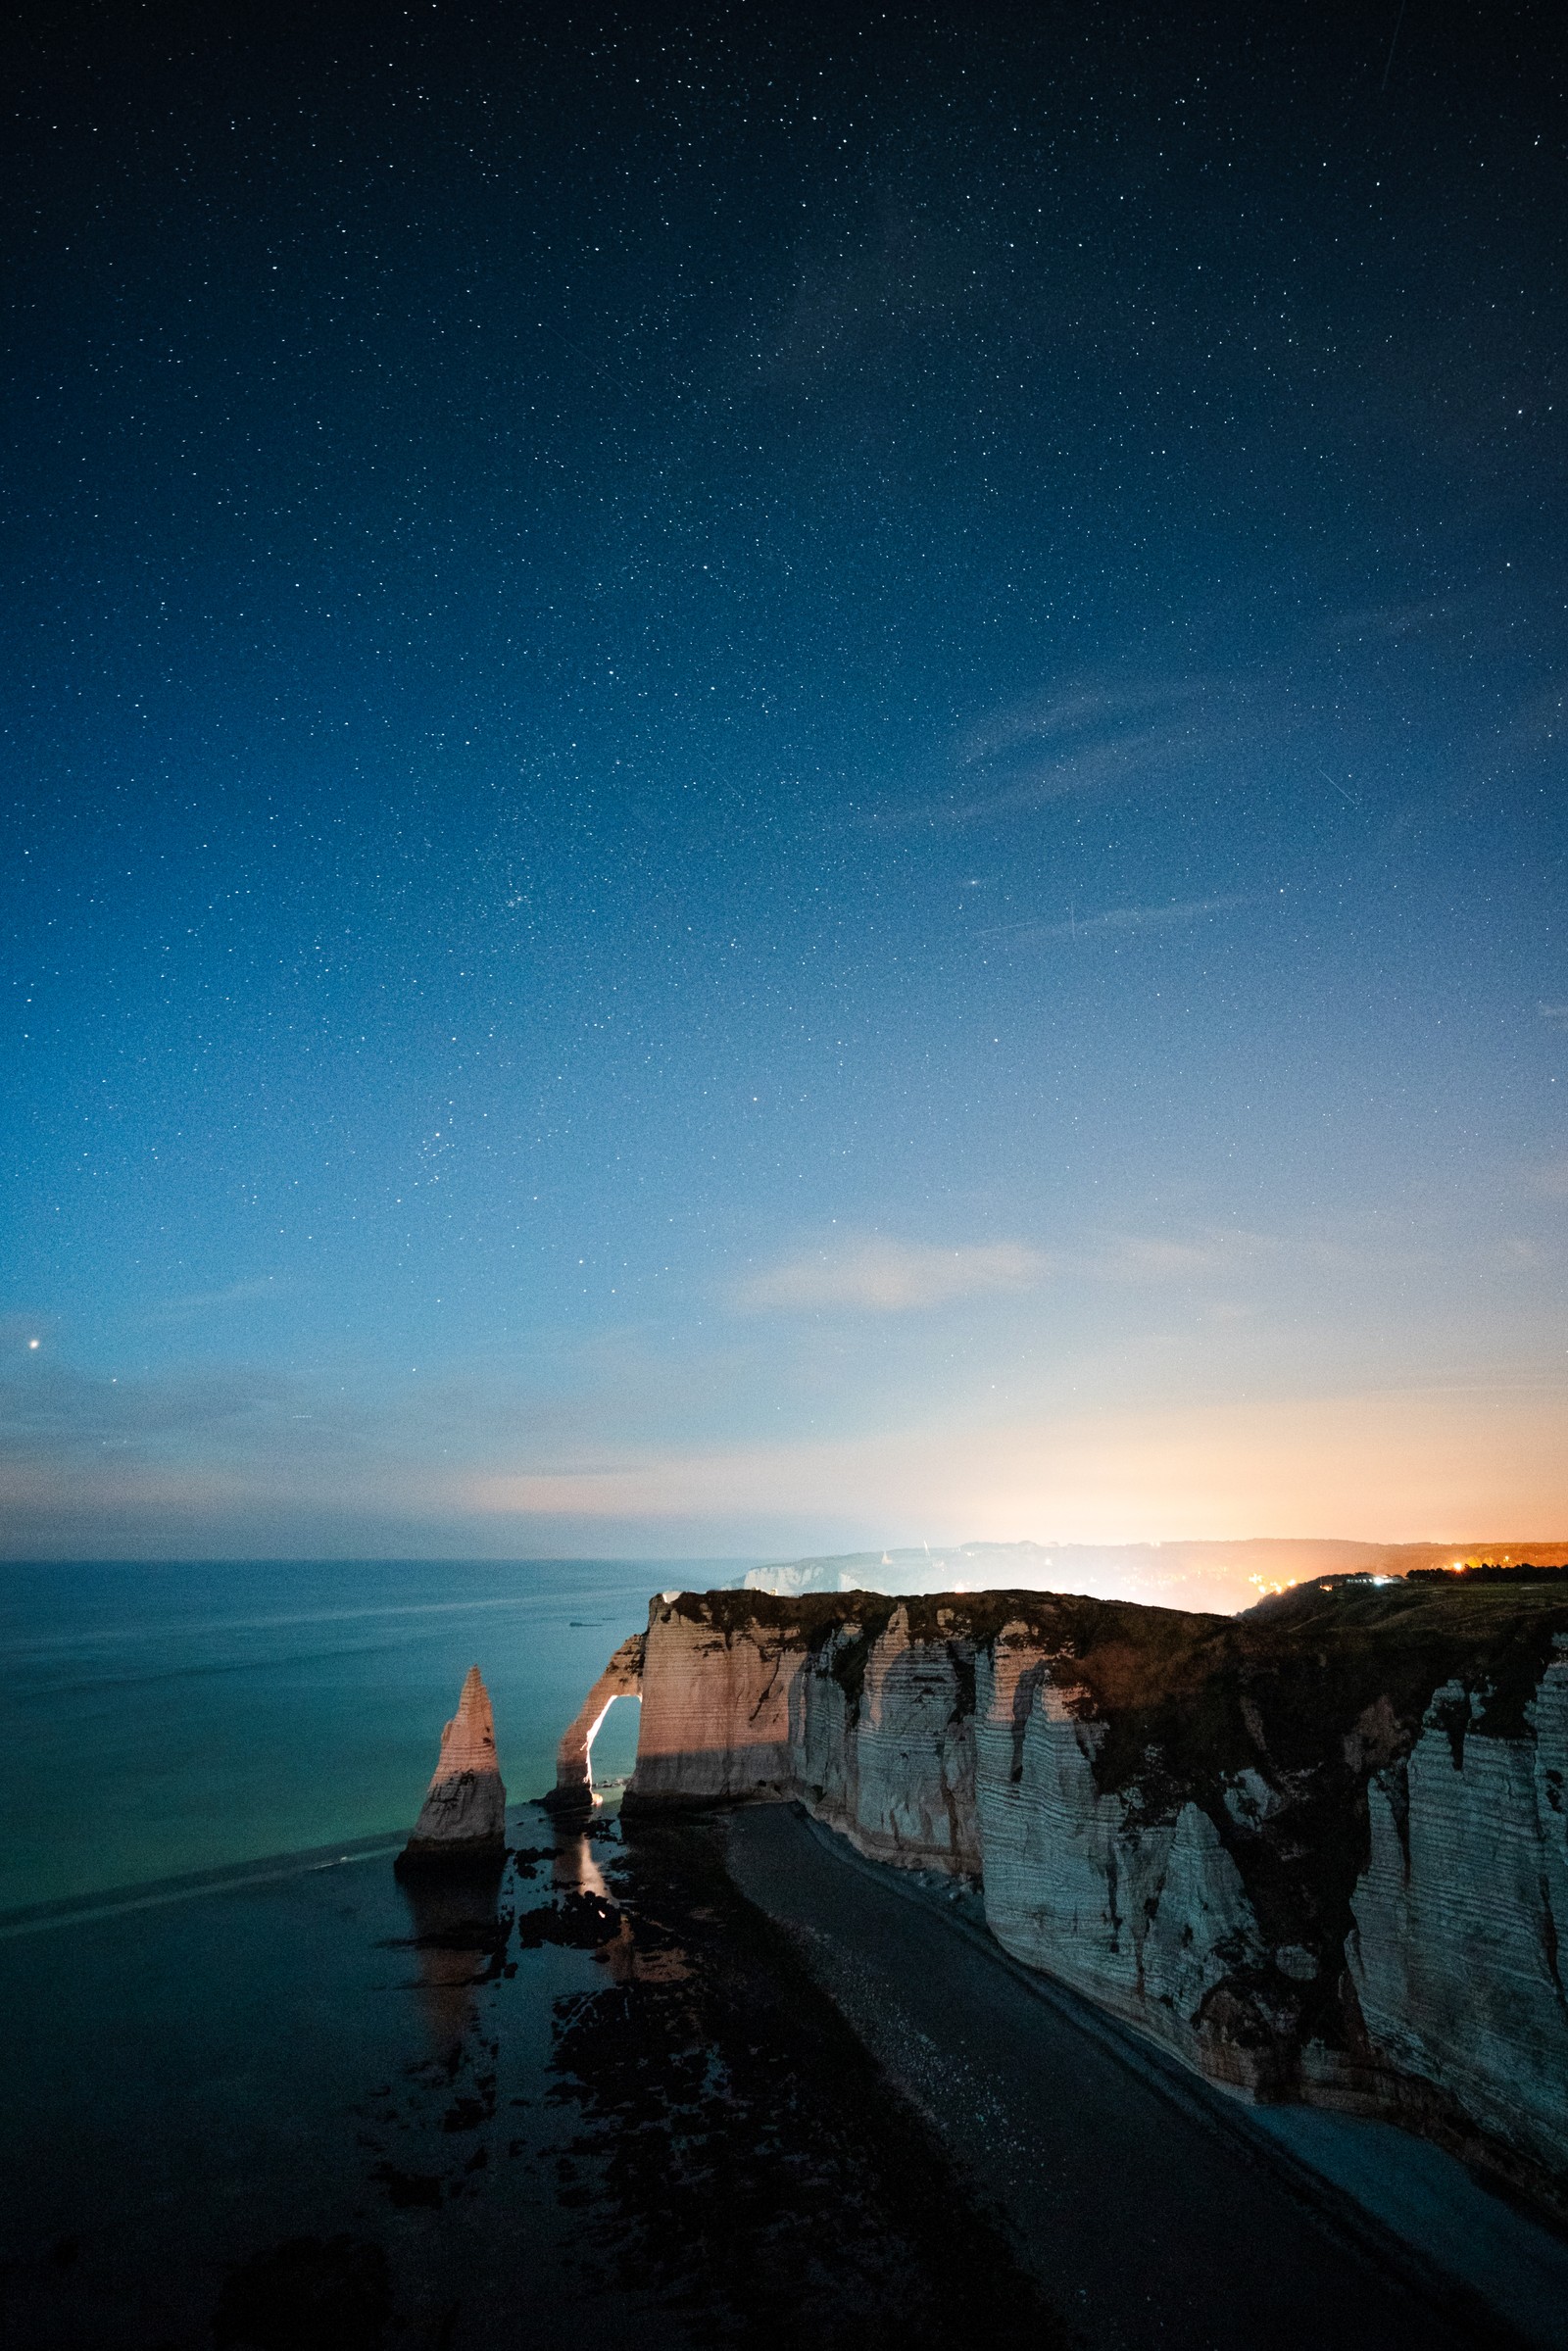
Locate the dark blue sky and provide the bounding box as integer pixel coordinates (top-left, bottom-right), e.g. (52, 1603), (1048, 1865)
(5, 1), (1565, 1566)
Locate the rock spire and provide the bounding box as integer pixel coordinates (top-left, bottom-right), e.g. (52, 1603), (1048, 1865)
(397, 1665), (507, 1870)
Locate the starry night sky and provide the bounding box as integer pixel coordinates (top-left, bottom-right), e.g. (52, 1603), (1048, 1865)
(4, 1), (1565, 1563)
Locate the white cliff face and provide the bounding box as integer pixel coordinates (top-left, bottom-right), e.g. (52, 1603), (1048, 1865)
(1348, 1650), (1568, 2184)
(974, 1639), (1266, 2082)
(402, 1666), (507, 1861)
(794, 1605), (980, 1873)
(794, 1622), (859, 1827)
(601, 1586), (1568, 2209)
(630, 1599), (808, 1804)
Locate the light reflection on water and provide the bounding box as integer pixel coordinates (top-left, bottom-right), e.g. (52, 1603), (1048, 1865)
(2, 1792), (1073, 2351)
(0, 1808), (692, 2350)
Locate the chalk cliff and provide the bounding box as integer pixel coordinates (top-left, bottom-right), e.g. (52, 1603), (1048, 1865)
(399, 1665), (507, 1868)
(581, 1578), (1568, 2214)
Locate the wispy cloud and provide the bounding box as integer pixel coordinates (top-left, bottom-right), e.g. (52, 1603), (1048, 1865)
(731, 1225), (1271, 1312)
(10, 1372), (1565, 1563)
(869, 672), (1253, 833)
(747, 202), (984, 385)
(906, 732), (1182, 828)
(1089, 1231), (1274, 1282)
(1540, 1003), (1568, 1032)
(985, 893), (1259, 947)
(1322, 596), (1451, 644)
(0, 1361), (304, 1451)
(150, 1277), (286, 1323)
(957, 679), (1213, 767)
(457, 1381), (1568, 1551)
(735, 1238), (1051, 1314)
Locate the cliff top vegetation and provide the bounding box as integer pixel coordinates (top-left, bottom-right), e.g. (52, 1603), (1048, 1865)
(659, 1577), (1568, 1769)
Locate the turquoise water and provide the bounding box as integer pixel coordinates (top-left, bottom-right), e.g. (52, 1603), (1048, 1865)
(0, 1558), (697, 1914)
(0, 1556), (1058, 2351)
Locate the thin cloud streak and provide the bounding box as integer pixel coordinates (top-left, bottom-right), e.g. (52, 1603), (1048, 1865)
(862, 671), (1250, 833)
(735, 1238), (1051, 1313)
(751, 204), (983, 384)
(957, 677), (1215, 766)
(886, 731), (1185, 830)
(984, 892), (1260, 946)
(455, 1380), (1568, 1543)
(12, 1384), (1553, 1561)
(150, 1277), (286, 1323)
(735, 1224), (1277, 1313)
(1090, 1230), (1275, 1282)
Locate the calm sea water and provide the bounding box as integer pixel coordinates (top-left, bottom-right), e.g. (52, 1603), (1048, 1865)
(0, 1558), (1060, 2351)
(0, 1558), (685, 1915)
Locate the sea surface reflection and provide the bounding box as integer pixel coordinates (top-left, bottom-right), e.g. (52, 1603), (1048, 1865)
(392, 1859), (510, 2055)
(1, 1804), (1050, 2349)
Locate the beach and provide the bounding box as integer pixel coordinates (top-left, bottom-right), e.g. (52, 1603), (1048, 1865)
(725, 1803), (1568, 2349)
(7, 1560), (1568, 2348)
(1, 1802), (1068, 2348)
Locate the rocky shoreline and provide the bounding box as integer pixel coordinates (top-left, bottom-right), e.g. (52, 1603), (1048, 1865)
(562, 1575), (1568, 2223)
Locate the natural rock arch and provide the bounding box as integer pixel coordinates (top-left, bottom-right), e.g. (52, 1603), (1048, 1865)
(543, 1633), (645, 1812)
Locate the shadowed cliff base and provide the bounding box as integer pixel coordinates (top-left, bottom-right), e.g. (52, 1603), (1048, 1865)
(722, 1801), (1564, 2350)
(551, 1811), (1070, 2349)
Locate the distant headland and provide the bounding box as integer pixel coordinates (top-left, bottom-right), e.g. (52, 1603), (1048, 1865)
(736, 1536), (1568, 1615)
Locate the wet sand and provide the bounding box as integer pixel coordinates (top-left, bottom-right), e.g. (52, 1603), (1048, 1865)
(0, 1807), (1065, 2350)
(723, 1802), (1568, 2351)
(7, 1797), (1565, 2348)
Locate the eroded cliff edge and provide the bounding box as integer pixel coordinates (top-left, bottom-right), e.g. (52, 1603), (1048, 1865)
(600, 1579), (1568, 2217)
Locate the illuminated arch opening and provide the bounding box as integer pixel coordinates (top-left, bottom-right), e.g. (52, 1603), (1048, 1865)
(586, 1690), (641, 1792)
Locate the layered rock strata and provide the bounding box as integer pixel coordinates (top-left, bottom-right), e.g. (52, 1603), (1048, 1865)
(588, 1580), (1568, 2214)
(398, 1665), (508, 1869)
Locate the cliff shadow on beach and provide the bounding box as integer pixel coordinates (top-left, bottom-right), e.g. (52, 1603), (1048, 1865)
(0, 1803), (1069, 2351)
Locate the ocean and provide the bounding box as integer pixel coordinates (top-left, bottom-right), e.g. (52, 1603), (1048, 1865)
(0, 1557), (662, 1916)
(6, 1559), (1567, 2351)
(5, 1558), (1077, 2351)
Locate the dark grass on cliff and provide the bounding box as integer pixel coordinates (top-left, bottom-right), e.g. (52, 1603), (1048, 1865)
(665, 1578), (1568, 1762)
(1224, 1581), (1568, 2063)
(546, 1813), (1068, 2351)
(1056, 1578), (1568, 2082)
(1038, 1580), (1566, 2065)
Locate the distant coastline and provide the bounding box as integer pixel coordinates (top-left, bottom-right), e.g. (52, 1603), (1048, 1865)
(739, 1536), (1568, 1613)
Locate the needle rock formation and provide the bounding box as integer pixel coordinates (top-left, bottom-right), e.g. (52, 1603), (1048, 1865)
(559, 1577), (1568, 2218)
(398, 1665), (507, 1870)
